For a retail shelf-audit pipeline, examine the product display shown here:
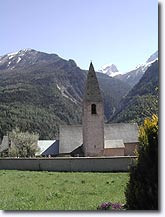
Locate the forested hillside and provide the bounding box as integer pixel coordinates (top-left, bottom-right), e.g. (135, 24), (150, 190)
(0, 49), (130, 139)
(109, 60), (158, 124)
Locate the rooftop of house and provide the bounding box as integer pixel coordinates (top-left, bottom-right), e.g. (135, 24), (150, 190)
(36, 140), (59, 156)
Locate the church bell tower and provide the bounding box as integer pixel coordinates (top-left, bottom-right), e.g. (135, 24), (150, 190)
(82, 62), (104, 156)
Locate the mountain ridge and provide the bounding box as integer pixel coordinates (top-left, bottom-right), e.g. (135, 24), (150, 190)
(99, 63), (120, 77)
(109, 60), (158, 124)
(98, 51), (158, 88)
(114, 51), (158, 87)
(0, 49), (130, 139)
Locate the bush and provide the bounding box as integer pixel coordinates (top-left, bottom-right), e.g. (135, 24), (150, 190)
(125, 114), (158, 210)
(9, 128), (40, 157)
(97, 202), (124, 210)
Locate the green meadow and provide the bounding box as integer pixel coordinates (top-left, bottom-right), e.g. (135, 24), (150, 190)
(0, 170), (129, 210)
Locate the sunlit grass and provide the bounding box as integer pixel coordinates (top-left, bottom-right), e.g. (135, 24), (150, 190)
(0, 170), (129, 210)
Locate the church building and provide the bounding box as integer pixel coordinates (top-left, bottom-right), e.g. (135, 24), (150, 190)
(59, 62), (139, 157)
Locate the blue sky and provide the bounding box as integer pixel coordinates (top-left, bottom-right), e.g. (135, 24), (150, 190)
(1, 0), (158, 72)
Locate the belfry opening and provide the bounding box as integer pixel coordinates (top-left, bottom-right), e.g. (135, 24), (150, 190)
(91, 104), (97, 114)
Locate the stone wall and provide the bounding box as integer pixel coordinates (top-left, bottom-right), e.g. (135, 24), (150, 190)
(0, 156), (136, 172)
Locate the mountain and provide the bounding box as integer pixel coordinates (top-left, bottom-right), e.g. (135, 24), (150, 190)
(0, 49), (130, 139)
(146, 50), (158, 63)
(0, 49), (67, 70)
(115, 51), (158, 88)
(109, 60), (158, 124)
(96, 72), (131, 118)
(0, 50), (85, 139)
(99, 64), (121, 77)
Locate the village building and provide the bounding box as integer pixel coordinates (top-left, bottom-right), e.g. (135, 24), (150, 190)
(0, 63), (139, 157)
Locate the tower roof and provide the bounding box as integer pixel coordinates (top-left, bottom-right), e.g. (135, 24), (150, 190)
(84, 62), (102, 102)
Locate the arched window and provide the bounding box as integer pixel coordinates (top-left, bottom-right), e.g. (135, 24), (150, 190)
(91, 104), (97, 114)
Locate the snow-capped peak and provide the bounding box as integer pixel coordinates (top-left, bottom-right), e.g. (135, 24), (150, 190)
(19, 48), (35, 54)
(7, 51), (19, 59)
(6, 49), (35, 58)
(0, 48), (38, 70)
(134, 51), (158, 73)
(5, 49), (33, 59)
(99, 64), (121, 77)
(22, 48), (33, 52)
(98, 51), (158, 78)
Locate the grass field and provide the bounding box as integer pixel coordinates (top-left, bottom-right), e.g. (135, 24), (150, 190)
(0, 170), (129, 210)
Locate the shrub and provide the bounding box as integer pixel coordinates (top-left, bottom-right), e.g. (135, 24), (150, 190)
(9, 128), (40, 157)
(125, 114), (158, 210)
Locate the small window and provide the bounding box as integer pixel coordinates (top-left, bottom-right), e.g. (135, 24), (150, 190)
(91, 104), (96, 114)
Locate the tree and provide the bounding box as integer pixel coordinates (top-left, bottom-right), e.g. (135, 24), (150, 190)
(125, 114), (158, 210)
(9, 128), (40, 157)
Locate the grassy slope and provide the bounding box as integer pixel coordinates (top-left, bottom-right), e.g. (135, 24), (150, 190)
(0, 170), (129, 210)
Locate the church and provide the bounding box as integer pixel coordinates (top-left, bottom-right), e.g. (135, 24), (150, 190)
(58, 62), (139, 157)
(0, 63), (139, 157)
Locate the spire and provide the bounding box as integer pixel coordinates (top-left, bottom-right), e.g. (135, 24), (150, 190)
(84, 62), (102, 102)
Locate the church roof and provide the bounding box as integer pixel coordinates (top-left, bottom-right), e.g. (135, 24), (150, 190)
(59, 125), (82, 154)
(36, 140), (59, 156)
(42, 140), (59, 156)
(104, 123), (139, 143)
(84, 62), (102, 102)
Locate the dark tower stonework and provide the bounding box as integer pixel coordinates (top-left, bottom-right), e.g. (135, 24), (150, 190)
(83, 62), (104, 156)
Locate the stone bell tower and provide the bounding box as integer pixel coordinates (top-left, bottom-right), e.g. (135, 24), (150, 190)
(82, 62), (104, 156)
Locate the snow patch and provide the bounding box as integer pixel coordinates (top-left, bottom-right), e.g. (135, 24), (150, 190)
(17, 57), (21, 63)
(137, 58), (158, 73)
(107, 72), (122, 77)
(56, 84), (77, 104)
(56, 84), (61, 91)
(135, 55), (158, 72)
(8, 55), (14, 60)
(7, 51), (18, 57)
(22, 48), (33, 52)
(7, 61), (11, 67)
